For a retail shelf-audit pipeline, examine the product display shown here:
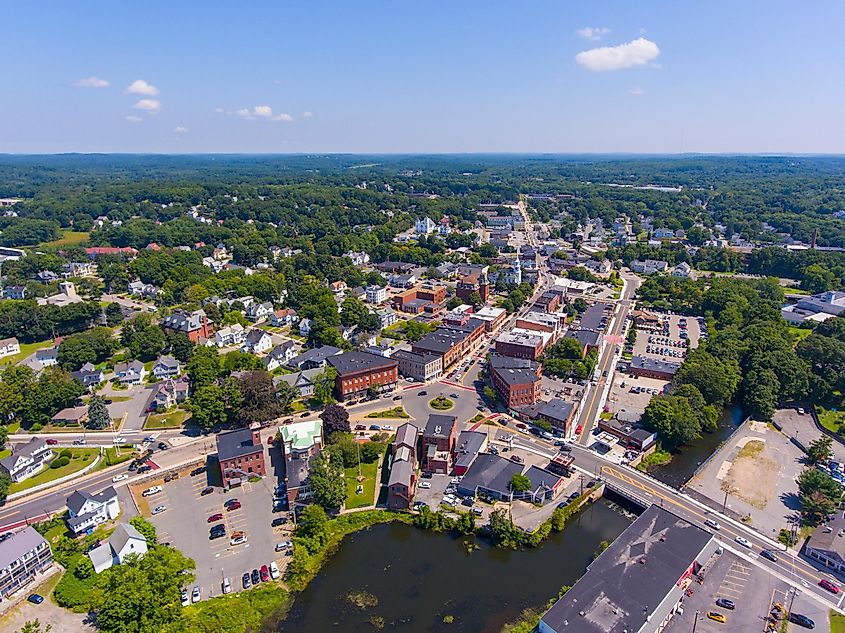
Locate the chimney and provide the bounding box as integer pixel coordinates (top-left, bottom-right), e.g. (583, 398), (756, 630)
(250, 422), (261, 447)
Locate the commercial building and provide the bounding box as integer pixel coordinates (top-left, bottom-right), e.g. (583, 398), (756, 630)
(66, 487), (120, 536)
(280, 419), (323, 504)
(387, 422), (419, 510)
(489, 354), (543, 409)
(160, 309), (213, 342)
(563, 329), (602, 356)
(421, 414), (458, 474)
(456, 270), (489, 304)
(0, 527), (53, 598)
(522, 398), (575, 435)
(327, 351), (399, 401)
(393, 349), (443, 382)
(494, 328), (550, 361)
(411, 318), (486, 370)
(216, 424), (266, 488)
(532, 291), (561, 313)
(539, 505), (718, 633)
(473, 306), (507, 332)
(630, 356), (681, 380)
(516, 312), (562, 337)
(597, 418), (658, 452)
(453, 430), (488, 476)
(805, 513), (845, 573)
(457, 454), (563, 503)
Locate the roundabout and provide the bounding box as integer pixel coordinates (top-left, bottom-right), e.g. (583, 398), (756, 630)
(428, 395), (454, 411)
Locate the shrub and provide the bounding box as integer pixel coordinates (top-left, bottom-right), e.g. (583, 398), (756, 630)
(60, 448), (72, 459)
(30, 423), (43, 432)
(50, 456), (70, 469)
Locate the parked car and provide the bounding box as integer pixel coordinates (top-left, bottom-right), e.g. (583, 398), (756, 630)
(27, 594), (44, 605)
(242, 573), (251, 589)
(269, 561), (280, 579)
(231, 532), (247, 546)
(369, 424), (381, 431)
(222, 577), (231, 594)
(510, 455), (523, 464)
(191, 586), (200, 603)
(251, 569), (261, 585)
(227, 501), (242, 511)
(706, 612), (727, 624)
(181, 590), (190, 606)
(271, 517), (287, 527)
(260, 565), (270, 582)
(45, 438), (58, 446)
(789, 613), (816, 629)
(142, 486), (162, 497)
(419, 481), (431, 489)
(201, 486), (214, 495)
(152, 505), (166, 515)
(275, 540), (293, 551)
(208, 513), (223, 523)
(715, 598), (735, 610)
(355, 424), (366, 430)
(819, 578), (839, 594)
(381, 425), (393, 431)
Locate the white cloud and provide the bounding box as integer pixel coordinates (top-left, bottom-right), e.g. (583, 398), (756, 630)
(133, 99), (161, 113)
(125, 79), (159, 96)
(74, 76), (109, 88)
(237, 106), (292, 122)
(630, 87), (645, 96)
(577, 27), (610, 41)
(302, 111), (313, 118)
(174, 126), (190, 133)
(214, 107), (225, 113)
(125, 115), (143, 123)
(575, 37), (660, 71)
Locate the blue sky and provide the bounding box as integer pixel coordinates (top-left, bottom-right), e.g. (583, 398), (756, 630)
(2, 1), (844, 153)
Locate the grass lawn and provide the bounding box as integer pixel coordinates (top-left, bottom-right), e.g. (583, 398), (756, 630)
(144, 408), (189, 430)
(98, 446), (136, 470)
(365, 406), (410, 419)
(8, 448), (99, 494)
(40, 230), (90, 248)
(7, 422), (19, 434)
(788, 326), (814, 345)
(817, 406), (845, 434)
(0, 339), (54, 367)
(289, 400), (307, 412)
(344, 460), (379, 509)
(429, 396), (454, 411)
(831, 612), (845, 633)
(0, 449), (10, 460)
(469, 413), (485, 424)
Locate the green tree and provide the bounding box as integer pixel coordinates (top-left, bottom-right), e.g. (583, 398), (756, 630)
(0, 472), (11, 505)
(18, 620), (52, 633)
(187, 346), (220, 389)
(104, 303), (124, 327)
(129, 516), (157, 544)
(456, 511), (476, 535)
(86, 395), (111, 430)
(482, 385), (497, 404)
(296, 504), (329, 549)
(321, 404), (350, 439)
(165, 332), (195, 363)
(807, 436), (834, 466)
(276, 380), (300, 414)
(510, 473), (531, 493)
(309, 448), (347, 510)
(186, 384), (228, 429)
(57, 327), (115, 371)
(312, 367), (337, 405)
(236, 370), (281, 425)
(797, 467), (842, 524)
(641, 394), (701, 449)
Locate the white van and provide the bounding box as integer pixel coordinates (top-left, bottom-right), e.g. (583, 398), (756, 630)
(142, 485), (162, 497)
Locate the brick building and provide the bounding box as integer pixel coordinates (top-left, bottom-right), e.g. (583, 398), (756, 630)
(160, 309), (213, 342)
(456, 270), (489, 304)
(216, 424), (265, 488)
(411, 318), (485, 370)
(494, 329), (549, 360)
(489, 354), (543, 409)
(421, 414), (458, 474)
(327, 351), (398, 401)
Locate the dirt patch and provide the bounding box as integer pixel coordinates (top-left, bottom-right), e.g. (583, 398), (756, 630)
(721, 440), (780, 509)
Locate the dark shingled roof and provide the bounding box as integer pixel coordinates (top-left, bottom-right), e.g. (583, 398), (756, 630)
(564, 329), (602, 349)
(457, 453), (522, 498)
(327, 351), (397, 376)
(540, 505), (713, 633)
(489, 354), (541, 386)
(423, 414), (457, 439)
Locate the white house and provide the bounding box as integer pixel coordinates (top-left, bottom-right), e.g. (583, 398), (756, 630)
(299, 318), (312, 337)
(242, 329), (273, 354)
(270, 309), (298, 327)
(344, 251), (370, 266)
(88, 523), (148, 574)
(672, 262), (692, 278)
(377, 309), (398, 329)
(265, 341), (298, 372)
(415, 217), (436, 235)
(630, 259), (669, 275)
(113, 360), (146, 385)
(0, 338), (20, 359)
(0, 438), (53, 483)
(214, 324), (245, 347)
(35, 346), (59, 367)
(245, 301), (274, 322)
(152, 355), (181, 379)
(365, 285), (387, 304)
(66, 487), (120, 536)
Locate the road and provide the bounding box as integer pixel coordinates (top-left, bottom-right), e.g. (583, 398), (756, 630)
(576, 271), (640, 444)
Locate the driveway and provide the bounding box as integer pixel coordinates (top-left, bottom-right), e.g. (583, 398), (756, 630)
(100, 382), (155, 432)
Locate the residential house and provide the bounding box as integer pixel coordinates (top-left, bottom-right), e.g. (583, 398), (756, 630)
(264, 341), (298, 371)
(630, 259), (669, 275)
(66, 487), (120, 536)
(280, 420), (324, 503)
(390, 273), (416, 288)
(66, 262), (97, 277)
(270, 308), (298, 327)
(152, 355), (181, 379)
(245, 301), (274, 322)
(37, 270), (59, 284)
(51, 406), (89, 427)
(72, 362), (104, 389)
(2, 285), (27, 300)
(0, 338), (20, 359)
(0, 438), (53, 483)
(217, 424), (266, 488)
(149, 376), (190, 411)
(288, 345), (343, 370)
(672, 262), (692, 278)
(0, 527), (53, 598)
(113, 360), (146, 385)
(160, 309), (213, 343)
(377, 308), (398, 328)
(274, 368), (323, 398)
(330, 281), (347, 294)
(365, 285), (387, 304)
(415, 217), (436, 235)
(35, 346), (58, 367)
(88, 523), (148, 574)
(344, 251), (370, 266)
(299, 318), (312, 337)
(242, 328), (273, 355)
(214, 324), (245, 347)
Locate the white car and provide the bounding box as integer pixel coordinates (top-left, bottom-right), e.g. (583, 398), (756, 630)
(222, 577), (231, 594)
(419, 481), (431, 489)
(704, 519), (721, 531)
(269, 561), (280, 580)
(735, 536), (752, 549)
(381, 425), (393, 431)
(180, 590), (189, 607)
(112, 473), (129, 483)
(112, 437), (126, 444)
(152, 505), (166, 515)
(191, 586), (200, 603)
(230, 534), (247, 546)
(275, 540), (293, 551)
(142, 486), (162, 497)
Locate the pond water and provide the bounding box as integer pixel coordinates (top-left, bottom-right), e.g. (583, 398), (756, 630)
(647, 406), (745, 488)
(269, 500), (633, 633)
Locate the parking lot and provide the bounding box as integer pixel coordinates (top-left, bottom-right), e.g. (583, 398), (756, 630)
(667, 550), (830, 633)
(606, 373), (669, 420)
(633, 312), (703, 365)
(139, 466), (291, 601)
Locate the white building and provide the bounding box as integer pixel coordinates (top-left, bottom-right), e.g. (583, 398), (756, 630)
(214, 324), (245, 347)
(415, 217), (436, 235)
(0, 337), (20, 359)
(113, 360), (146, 385)
(0, 438), (53, 483)
(152, 355), (181, 379)
(344, 251), (370, 266)
(88, 523), (148, 574)
(299, 318), (312, 337)
(66, 487), (120, 536)
(242, 329), (274, 354)
(366, 285), (387, 304)
(672, 262), (692, 278)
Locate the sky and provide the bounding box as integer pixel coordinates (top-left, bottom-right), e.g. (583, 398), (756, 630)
(2, 1), (845, 154)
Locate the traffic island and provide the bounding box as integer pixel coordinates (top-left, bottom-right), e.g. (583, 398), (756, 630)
(429, 396), (454, 411)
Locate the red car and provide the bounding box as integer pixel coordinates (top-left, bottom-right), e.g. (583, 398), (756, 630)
(819, 578), (839, 594)
(575, 424), (583, 435)
(227, 501), (242, 511)
(207, 513), (223, 523)
(260, 564), (270, 582)
(45, 439), (59, 445)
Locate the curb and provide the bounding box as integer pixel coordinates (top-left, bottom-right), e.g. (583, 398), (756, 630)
(6, 454), (102, 502)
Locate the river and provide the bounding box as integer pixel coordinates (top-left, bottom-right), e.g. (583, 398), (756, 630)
(269, 500), (633, 633)
(647, 406), (745, 488)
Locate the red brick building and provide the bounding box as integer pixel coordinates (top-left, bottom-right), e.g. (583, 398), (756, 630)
(489, 354), (543, 409)
(421, 414), (458, 474)
(160, 309), (213, 343)
(456, 271), (489, 304)
(217, 424), (265, 488)
(327, 351), (399, 401)
(411, 318), (486, 370)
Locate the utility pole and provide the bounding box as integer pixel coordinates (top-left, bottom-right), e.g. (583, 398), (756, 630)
(691, 610), (699, 633)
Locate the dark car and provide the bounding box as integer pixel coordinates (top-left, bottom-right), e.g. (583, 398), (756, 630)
(271, 517), (287, 527)
(242, 572), (251, 589)
(251, 569), (261, 585)
(789, 613), (816, 629)
(27, 594), (44, 605)
(45, 438), (58, 445)
(558, 445), (572, 453)
(137, 465), (151, 474)
(369, 424), (381, 431)
(760, 549), (779, 562)
(715, 598), (735, 610)
(510, 455), (523, 464)
(224, 498), (239, 506)
(207, 513), (223, 523)
(128, 461), (138, 471)
(201, 486), (214, 496)
(421, 471), (433, 479)
(191, 466), (206, 476)
(227, 501), (242, 511)
(157, 442), (169, 450)
(528, 427), (541, 436)
(418, 390), (427, 396)
(568, 492), (579, 502)
(355, 424), (367, 430)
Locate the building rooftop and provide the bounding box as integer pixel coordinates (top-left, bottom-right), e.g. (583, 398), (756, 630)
(289, 345), (342, 368)
(0, 527), (49, 571)
(459, 453), (522, 497)
(537, 398), (575, 424)
(564, 329), (602, 349)
(280, 419), (323, 452)
(327, 351), (397, 376)
(394, 422), (419, 449)
(454, 430), (487, 470)
(631, 355), (681, 376)
(540, 505), (713, 633)
(392, 349), (441, 365)
(496, 329), (546, 348)
(806, 513), (845, 561)
(216, 427), (263, 462)
(423, 414), (457, 439)
(489, 354), (541, 386)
